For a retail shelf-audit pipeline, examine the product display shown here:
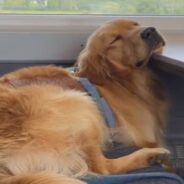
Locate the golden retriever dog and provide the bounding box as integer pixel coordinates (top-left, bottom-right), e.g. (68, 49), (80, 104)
(0, 19), (169, 184)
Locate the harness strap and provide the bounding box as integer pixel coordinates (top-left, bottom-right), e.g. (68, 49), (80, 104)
(79, 78), (116, 128)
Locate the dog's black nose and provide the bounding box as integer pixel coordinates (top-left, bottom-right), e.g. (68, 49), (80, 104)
(141, 27), (165, 47)
(141, 27), (157, 40)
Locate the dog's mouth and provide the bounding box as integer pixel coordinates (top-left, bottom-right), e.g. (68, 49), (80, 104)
(136, 60), (147, 68)
(136, 27), (165, 68)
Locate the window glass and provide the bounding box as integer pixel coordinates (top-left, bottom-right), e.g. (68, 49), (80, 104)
(0, 0), (184, 15)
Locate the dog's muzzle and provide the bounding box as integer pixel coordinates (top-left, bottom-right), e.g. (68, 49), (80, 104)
(141, 27), (165, 49)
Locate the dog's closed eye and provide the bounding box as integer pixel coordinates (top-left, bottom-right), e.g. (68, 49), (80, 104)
(110, 35), (122, 45)
(133, 22), (139, 26)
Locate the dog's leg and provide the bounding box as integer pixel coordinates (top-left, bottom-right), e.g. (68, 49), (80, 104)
(87, 146), (170, 174)
(0, 173), (86, 184)
(107, 147), (170, 174)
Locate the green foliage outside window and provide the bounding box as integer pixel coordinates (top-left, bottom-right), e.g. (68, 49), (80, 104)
(0, 0), (184, 15)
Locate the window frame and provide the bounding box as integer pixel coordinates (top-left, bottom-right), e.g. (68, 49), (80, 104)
(0, 15), (183, 62)
(0, 15), (184, 33)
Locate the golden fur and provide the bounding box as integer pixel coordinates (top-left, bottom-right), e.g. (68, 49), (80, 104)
(0, 19), (170, 184)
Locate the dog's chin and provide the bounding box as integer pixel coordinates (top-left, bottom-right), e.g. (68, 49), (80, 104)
(135, 44), (164, 68)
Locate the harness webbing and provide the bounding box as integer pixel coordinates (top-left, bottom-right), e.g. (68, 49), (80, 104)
(79, 78), (116, 128)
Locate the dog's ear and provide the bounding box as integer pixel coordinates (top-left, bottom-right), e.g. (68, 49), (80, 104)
(76, 49), (110, 85)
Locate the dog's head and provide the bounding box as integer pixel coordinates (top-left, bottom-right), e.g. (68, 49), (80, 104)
(76, 19), (165, 85)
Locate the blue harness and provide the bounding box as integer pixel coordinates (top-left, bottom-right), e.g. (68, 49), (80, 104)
(79, 78), (116, 128)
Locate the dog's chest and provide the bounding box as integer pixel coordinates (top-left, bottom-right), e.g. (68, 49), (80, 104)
(98, 85), (162, 147)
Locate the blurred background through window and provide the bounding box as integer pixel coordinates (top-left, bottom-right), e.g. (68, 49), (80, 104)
(0, 0), (184, 15)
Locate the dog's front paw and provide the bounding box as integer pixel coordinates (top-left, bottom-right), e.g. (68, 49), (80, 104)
(147, 148), (170, 165)
(135, 147), (171, 168)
